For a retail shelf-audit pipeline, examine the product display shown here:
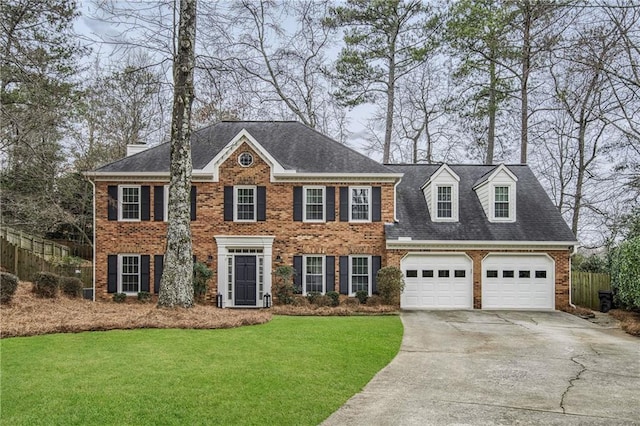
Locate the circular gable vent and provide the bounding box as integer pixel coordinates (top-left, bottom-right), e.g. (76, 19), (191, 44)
(238, 152), (254, 167)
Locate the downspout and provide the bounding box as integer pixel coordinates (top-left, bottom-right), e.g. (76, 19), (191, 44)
(88, 178), (96, 302)
(393, 177), (402, 223)
(569, 245), (577, 308)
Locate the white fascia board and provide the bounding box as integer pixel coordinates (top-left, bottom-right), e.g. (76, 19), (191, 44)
(386, 239), (577, 250)
(85, 172), (170, 181)
(272, 172), (404, 183)
(420, 164), (460, 190)
(200, 129), (294, 181)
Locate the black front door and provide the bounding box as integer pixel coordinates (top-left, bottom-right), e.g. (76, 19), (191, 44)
(235, 256), (257, 306)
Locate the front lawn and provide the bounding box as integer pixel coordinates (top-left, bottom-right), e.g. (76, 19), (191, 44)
(1, 316), (402, 425)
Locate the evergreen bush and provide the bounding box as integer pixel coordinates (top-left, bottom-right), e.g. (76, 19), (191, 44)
(60, 276), (83, 298)
(32, 272), (59, 298)
(0, 272), (19, 304)
(376, 266), (405, 305)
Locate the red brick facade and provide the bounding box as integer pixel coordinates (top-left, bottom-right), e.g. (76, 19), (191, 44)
(93, 139), (572, 310)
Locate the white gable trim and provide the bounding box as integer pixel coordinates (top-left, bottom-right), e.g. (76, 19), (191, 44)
(472, 163), (518, 190)
(199, 129), (296, 182)
(420, 163), (460, 190)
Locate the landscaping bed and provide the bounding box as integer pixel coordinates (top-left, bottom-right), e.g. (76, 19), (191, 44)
(1, 282), (271, 338)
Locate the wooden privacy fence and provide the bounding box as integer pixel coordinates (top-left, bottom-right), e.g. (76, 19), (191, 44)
(0, 238), (92, 287)
(571, 271), (611, 310)
(0, 225), (70, 261)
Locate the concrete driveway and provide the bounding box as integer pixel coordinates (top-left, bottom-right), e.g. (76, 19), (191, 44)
(323, 311), (640, 425)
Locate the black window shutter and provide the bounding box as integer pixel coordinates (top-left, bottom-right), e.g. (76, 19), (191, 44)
(339, 187), (349, 222)
(154, 255), (163, 294)
(141, 186), (150, 221)
(154, 186), (164, 221)
(257, 186), (266, 221)
(140, 255), (150, 292)
(190, 186), (197, 221)
(107, 186), (118, 221)
(325, 256), (335, 293)
(372, 186), (381, 222)
(293, 255), (302, 293)
(224, 186), (233, 221)
(339, 256), (349, 295)
(293, 186), (303, 221)
(326, 186), (335, 221)
(372, 256), (382, 294)
(107, 255), (118, 293)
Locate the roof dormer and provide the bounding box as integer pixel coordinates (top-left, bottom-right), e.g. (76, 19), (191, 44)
(421, 164), (460, 222)
(473, 164), (518, 223)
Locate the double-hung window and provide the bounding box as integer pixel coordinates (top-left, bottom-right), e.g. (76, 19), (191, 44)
(304, 255), (324, 294)
(119, 186), (140, 221)
(304, 187), (324, 222)
(350, 187), (371, 221)
(120, 255), (140, 294)
(350, 256), (370, 295)
(436, 186), (452, 219)
(494, 186), (510, 219)
(235, 186), (256, 221)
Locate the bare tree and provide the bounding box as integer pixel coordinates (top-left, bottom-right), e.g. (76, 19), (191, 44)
(158, 0), (197, 308)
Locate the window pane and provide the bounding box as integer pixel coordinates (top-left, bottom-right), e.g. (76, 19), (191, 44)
(305, 256), (323, 293)
(519, 270), (531, 278)
(503, 270), (514, 278)
(494, 186), (509, 218)
(305, 188), (324, 221)
(351, 188), (370, 220)
(422, 270), (434, 278)
(438, 270), (450, 278)
(436, 186), (452, 218)
(351, 257), (369, 293)
(236, 188), (255, 220)
(121, 187), (140, 220)
(454, 270), (466, 278)
(486, 270), (498, 278)
(121, 256), (139, 293)
(535, 270), (547, 279)
(406, 270), (417, 278)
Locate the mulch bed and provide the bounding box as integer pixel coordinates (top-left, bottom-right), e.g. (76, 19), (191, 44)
(1, 283), (271, 338)
(609, 309), (640, 336)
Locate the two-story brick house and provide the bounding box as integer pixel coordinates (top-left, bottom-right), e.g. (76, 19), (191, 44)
(87, 121), (577, 310)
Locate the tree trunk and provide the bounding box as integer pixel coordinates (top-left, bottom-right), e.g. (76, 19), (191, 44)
(486, 58), (497, 165)
(520, 0), (531, 164)
(383, 56), (395, 164)
(158, 0), (197, 308)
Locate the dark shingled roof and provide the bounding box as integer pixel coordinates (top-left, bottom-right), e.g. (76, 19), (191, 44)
(94, 121), (396, 175)
(385, 164), (577, 243)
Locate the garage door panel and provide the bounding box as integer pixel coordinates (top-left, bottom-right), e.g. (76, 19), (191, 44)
(401, 255), (473, 309)
(482, 255), (554, 310)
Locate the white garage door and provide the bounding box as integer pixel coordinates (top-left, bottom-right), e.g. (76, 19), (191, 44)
(401, 254), (473, 309)
(482, 254), (555, 309)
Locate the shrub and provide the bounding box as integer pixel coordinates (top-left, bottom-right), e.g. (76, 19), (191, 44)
(137, 291), (152, 302)
(355, 290), (368, 304)
(572, 253), (608, 273)
(0, 272), (19, 304)
(610, 236), (640, 309)
(193, 262), (214, 302)
(113, 293), (127, 303)
(313, 295), (332, 307)
(60, 276), (83, 298)
(367, 295), (383, 306)
(32, 272), (59, 298)
(326, 291), (340, 307)
(344, 297), (360, 307)
(306, 291), (321, 304)
(292, 295), (310, 307)
(273, 265), (296, 305)
(377, 266), (405, 305)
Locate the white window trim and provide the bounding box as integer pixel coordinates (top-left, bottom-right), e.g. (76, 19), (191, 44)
(303, 186), (325, 223)
(118, 185), (141, 222)
(349, 255), (372, 296)
(118, 254), (140, 295)
(349, 186), (372, 222)
(163, 185), (169, 221)
(234, 185), (257, 222)
(490, 183), (515, 223)
(433, 184), (458, 222)
(302, 255), (325, 295)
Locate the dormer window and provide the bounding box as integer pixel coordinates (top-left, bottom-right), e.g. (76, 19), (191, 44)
(437, 186), (453, 219)
(422, 164), (460, 223)
(473, 164), (517, 223)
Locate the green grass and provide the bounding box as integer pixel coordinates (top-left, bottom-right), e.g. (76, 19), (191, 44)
(0, 316), (402, 425)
